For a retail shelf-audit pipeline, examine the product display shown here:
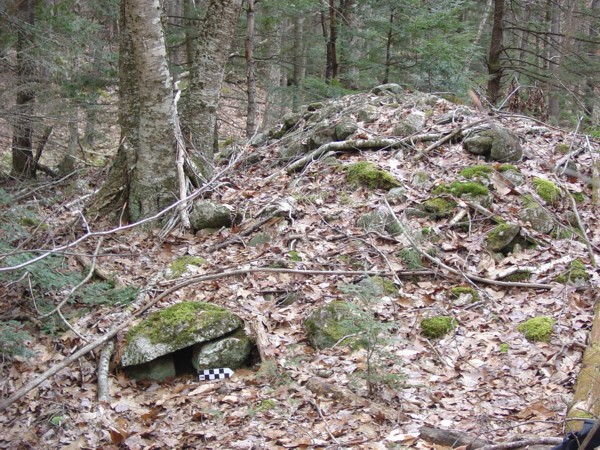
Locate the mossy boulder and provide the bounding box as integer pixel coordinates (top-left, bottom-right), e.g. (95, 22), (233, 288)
(192, 329), (253, 372)
(421, 316), (457, 339)
(421, 197), (457, 218)
(305, 301), (363, 349)
(345, 161), (401, 190)
(356, 276), (398, 297)
(392, 110), (426, 135)
(520, 202), (554, 234)
(167, 256), (206, 278)
(125, 354), (176, 381)
(308, 124), (336, 150)
(555, 259), (590, 285)
(334, 121), (358, 140)
(517, 316), (554, 342)
(279, 142), (307, 161)
(122, 302), (242, 367)
(499, 165), (525, 185)
(190, 200), (234, 231)
(282, 111), (302, 130)
(486, 222), (521, 253)
(463, 127), (522, 162)
(386, 187), (408, 205)
(357, 106), (378, 123)
(533, 177), (561, 204)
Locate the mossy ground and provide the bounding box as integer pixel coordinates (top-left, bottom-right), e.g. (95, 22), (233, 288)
(498, 164), (519, 173)
(345, 161), (401, 190)
(459, 165), (493, 179)
(422, 197), (457, 218)
(420, 316), (457, 338)
(450, 286), (480, 302)
(555, 259), (590, 284)
(433, 181), (489, 197)
(533, 177), (561, 204)
(168, 256), (206, 278)
(517, 316), (555, 342)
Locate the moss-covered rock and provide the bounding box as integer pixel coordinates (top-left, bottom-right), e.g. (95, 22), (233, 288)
(345, 161), (401, 190)
(356, 276), (398, 297)
(420, 316), (457, 339)
(334, 121), (358, 141)
(304, 301), (363, 349)
(519, 202), (554, 234)
(125, 354), (176, 381)
(463, 127), (522, 162)
(357, 106), (378, 123)
(371, 83), (404, 95)
(434, 181), (490, 197)
(517, 316), (554, 342)
(308, 125), (336, 150)
(386, 187), (408, 205)
(122, 302), (242, 367)
(392, 110), (426, 135)
(450, 286), (480, 302)
(555, 259), (590, 285)
(486, 222), (521, 253)
(421, 197), (457, 218)
(167, 256), (206, 278)
(533, 177), (561, 204)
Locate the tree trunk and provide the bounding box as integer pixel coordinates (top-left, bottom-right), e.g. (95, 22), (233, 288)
(338, 0), (361, 88)
(11, 0), (36, 179)
(292, 15), (304, 112)
(584, 0), (600, 124)
(383, 8), (395, 85)
(179, 0), (243, 181)
(92, 0), (177, 222)
(324, 0), (338, 83)
(547, 0), (560, 122)
(487, 0), (505, 105)
(245, 0), (257, 138)
(260, 14), (284, 129)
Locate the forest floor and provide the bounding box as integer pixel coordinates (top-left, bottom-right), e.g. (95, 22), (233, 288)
(0, 88), (599, 449)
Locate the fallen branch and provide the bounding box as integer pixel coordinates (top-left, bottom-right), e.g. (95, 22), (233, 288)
(97, 341), (114, 402)
(419, 425), (492, 448)
(480, 438), (563, 450)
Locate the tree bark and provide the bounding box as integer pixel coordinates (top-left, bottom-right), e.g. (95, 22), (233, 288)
(11, 0), (36, 179)
(292, 15), (304, 112)
(260, 14), (284, 129)
(324, 0), (338, 83)
(487, 0), (505, 105)
(245, 0), (257, 138)
(383, 7), (395, 85)
(179, 0), (244, 181)
(92, 0), (177, 222)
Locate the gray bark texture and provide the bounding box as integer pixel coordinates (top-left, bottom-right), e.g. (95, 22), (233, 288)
(180, 0), (244, 180)
(92, 0), (177, 222)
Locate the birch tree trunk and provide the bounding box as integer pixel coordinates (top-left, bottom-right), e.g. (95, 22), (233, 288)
(92, 0), (177, 222)
(179, 0), (244, 180)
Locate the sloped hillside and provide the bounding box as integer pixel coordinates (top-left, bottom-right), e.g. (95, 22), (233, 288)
(1, 85), (599, 449)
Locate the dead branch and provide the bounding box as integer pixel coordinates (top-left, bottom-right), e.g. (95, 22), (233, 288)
(97, 340), (114, 403)
(249, 317), (276, 363)
(480, 438), (562, 450)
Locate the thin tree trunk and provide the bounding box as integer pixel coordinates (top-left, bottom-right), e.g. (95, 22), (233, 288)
(584, 0), (600, 123)
(180, 0), (244, 180)
(487, 0), (505, 105)
(260, 15), (284, 129)
(547, 0), (560, 121)
(383, 8), (395, 85)
(11, 0), (36, 179)
(325, 0), (338, 83)
(245, 0), (257, 138)
(292, 15), (304, 112)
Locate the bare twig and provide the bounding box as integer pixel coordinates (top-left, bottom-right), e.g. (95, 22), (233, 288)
(97, 341), (114, 402)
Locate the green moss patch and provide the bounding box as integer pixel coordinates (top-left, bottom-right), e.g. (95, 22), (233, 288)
(168, 256), (206, 278)
(533, 177), (561, 204)
(422, 197), (457, 218)
(434, 181), (489, 197)
(498, 164), (519, 173)
(450, 286), (480, 302)
(459, 165), (493, 179)
(345, 161), (401, 190)
(500, 270), (531, 282)
(517, 316), (555, 342)
(420, 316), (457, 339)
(555, 259), (590, 285)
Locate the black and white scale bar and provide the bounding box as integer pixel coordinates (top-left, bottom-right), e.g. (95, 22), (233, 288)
(199, 368), (233, 381)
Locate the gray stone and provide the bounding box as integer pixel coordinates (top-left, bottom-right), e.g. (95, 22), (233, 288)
(282, 112), (302, 130)
(386, 187), (408, 205)
(463, 126), (522, 162)
(435, 108), (473, 125)
(125, 354), (176, 381)
(393, 110), (426, 135)
(308, 125), (336, 150)
(486, 223), (522, 253)
(334, 122), (358, 141)
(122, 302), (242, 367)
(278, 142), (306, 161)
(358, 106), (378, 123)
(192, 331), (253, 372)
(249, 132), (268, 147)
(500, 169), (525, 186)
(371, 83), (404, 95)
(520, 203), (554, 234)
(190, 200), (233, 231)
